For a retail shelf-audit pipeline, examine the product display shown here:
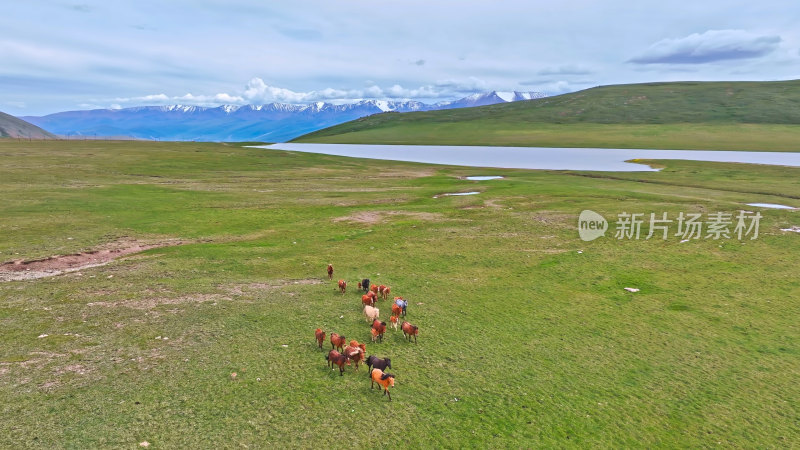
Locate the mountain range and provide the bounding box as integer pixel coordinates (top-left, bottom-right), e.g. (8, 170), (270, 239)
(21, 91), (546, 142)
(293, 80), (800, 150)
(0, 111), (56, 139)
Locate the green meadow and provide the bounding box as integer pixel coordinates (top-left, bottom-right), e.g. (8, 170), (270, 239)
(1, 140), (799, 447)
(295, 80), (800, 151)
(295, 122), (800, 151)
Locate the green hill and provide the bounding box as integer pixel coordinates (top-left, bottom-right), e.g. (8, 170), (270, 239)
(0, 111), (56, 139)
(294, 80), (800, 150)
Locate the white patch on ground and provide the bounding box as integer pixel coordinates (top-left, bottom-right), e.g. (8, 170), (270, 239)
(747, 203), (797, 210)
(780, 226), (800, 233)
(464, 176), (504, 180)
(433, 191), (480, 198)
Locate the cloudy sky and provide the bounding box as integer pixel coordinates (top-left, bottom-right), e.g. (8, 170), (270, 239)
(2, 0), (798, 115)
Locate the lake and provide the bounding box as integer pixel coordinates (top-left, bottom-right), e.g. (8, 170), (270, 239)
(256, 143), (800, 172)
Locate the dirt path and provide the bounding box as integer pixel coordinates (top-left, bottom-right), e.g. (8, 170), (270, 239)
(0, 238), (182, 282)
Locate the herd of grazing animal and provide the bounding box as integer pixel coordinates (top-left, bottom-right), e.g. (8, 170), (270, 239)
(314, 264), (422, 401)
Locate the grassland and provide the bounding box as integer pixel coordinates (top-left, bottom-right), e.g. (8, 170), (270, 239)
(295, 80), (800, 151)
(1, 140), (799, 447)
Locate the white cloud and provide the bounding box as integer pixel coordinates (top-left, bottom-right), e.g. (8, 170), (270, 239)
(363, 85), (384, 97)
(3, 1), (800, 116)
(238, 78), (453, 103)
(518, 79), (587, 95)
(537, 65), (593, 76)
(434, 77), (488, 92)
(243, 78), (311, 103)
(102, 77), (500, 109)
(213, 93), (245, 103)
(629, 29), (782, 64)
(141, 94), (169, 101)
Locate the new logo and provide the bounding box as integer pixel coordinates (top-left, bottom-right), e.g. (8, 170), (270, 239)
(578, 210), (608, 241)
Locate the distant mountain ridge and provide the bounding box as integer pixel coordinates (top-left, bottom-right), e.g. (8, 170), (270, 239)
(435, 91), (547, 109)
(21, 91), (546, 142)
(0, 111), (56, 139)
(292, 79), (800, 148)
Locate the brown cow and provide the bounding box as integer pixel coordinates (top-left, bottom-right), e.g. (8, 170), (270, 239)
(362, 294), (375, 307)
(401, 321), (419, 344)
(338, 279), (347, 294)
(344, 343), (365, 370)
(330, 332), (346, 352)
(314, 328), (326, 350)
(370, 368), (395, 401)
(326, 349), (350, 376)
(371, 319), (387, 343)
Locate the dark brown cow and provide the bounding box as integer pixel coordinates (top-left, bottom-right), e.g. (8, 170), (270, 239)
(366, 355), (392, 375)
(401, 321), (418, 344)
(344, 344), (365, 370)
(326, 350), (350, 376)
(371, 319), (387, 343)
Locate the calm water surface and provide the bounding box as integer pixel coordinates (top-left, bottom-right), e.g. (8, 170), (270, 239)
(259, 143), (800, 172)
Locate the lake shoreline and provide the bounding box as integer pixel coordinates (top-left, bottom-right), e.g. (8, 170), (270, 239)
(255, 143), (800, 172)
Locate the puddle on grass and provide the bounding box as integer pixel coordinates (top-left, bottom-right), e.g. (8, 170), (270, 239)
(747, 203), (797, 210)
(465, 176), (504, 181)
(433, 191), (480, 199)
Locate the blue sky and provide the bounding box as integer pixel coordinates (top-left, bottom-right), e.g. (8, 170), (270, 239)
(2, 0), (799, 115)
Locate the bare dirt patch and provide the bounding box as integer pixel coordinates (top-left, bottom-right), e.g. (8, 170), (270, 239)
(0, 238), (183, 282)
(521, 248), (571, 254)
(87, 293), (229, 309)
(224, 279), (324, 295)
(55, 364), (90, 376)
(333, 211), (443, 225)
(85, 279), (324, 308)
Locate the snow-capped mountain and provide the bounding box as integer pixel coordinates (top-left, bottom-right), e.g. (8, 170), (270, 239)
(22, 91), (547, 142)
(434, 91), (548, 109)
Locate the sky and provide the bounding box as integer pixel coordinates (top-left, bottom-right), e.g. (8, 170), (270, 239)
(2, 0), (799, 116)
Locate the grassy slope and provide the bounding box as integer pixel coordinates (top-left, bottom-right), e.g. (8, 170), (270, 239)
(294, 80), (800, 150)
(0, 111), (56, 139)
(1, 140), (799, 447)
